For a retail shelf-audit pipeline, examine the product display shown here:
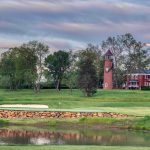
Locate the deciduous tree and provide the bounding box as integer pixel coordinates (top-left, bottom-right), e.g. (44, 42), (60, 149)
(23, 41), (49, 92)
(45, 50), (70, 91)
(77, 48), (98, 96)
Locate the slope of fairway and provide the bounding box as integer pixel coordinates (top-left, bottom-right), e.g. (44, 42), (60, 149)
(0, 107), (149, 116)
(73, 107), (150, 116)
(0, 89), (150, 103)
(0, 89), (150, 116)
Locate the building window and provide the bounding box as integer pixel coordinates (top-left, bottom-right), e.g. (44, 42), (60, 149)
(145, 82), (149, 86)
(145, 75), (150, 79)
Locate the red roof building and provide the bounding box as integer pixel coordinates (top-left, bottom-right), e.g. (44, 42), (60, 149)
(125, 70), (150, 89)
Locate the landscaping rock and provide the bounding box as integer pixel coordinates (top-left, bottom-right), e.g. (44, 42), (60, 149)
(0, 110), (130, 119)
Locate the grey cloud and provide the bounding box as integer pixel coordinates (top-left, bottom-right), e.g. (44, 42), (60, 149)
(0, 0), (150, 50)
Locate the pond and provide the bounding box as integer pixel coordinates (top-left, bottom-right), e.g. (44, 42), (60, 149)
(0, 126), (150, 146)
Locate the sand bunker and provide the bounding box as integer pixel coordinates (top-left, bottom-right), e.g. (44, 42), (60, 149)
(0, 104), (49, 109)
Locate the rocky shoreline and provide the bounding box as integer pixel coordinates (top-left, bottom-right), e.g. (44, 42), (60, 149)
(0, 110), (129, 119)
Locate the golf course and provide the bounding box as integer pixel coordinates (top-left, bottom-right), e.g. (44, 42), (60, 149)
(0, 89), (150, 116)
(0, 89), (150, 150)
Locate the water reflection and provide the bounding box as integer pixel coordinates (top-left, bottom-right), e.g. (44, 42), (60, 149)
(0, 128), (149, 146)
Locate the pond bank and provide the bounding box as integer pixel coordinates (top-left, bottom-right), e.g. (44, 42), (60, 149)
(0, 109), (130, 119)
(1, 116), (150, 131)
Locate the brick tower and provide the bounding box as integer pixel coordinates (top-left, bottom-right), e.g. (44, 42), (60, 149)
(103, 50), (113, 89)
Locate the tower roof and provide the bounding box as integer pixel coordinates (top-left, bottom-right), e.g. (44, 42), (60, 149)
(132, 69), (150, 74)
(105, 50), (113, 56)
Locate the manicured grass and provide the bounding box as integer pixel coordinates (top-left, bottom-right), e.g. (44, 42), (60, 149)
(0, 89), (150, 106)
(77, 107), (150, 116)
(0, 146), (150, 150)
(0, 89), (150, 116)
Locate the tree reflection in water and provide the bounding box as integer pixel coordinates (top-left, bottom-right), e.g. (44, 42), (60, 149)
(0, 128), (149, 146)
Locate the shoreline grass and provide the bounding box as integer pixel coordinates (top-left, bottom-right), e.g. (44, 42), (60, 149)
(0, 146), (150, 150)
(1, 116), (150, 131)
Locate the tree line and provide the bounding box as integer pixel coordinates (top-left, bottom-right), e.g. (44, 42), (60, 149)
(0, 33), (150, 96)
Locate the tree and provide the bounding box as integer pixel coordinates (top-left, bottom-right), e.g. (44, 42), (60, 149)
(0, 46), (37, 90)
(77, 48), (98, 96)
(23, 41), (49, 92)
(124, 42), (150, 74)
(62, 51), (78, 93)
(14, 45), (37, 89)
(45, 50), (70, 91)
(0, 50), (17, 89)
(86, 44), (104, 88)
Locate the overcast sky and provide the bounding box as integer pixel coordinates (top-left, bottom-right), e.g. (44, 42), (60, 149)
(0, 0), (150, 51)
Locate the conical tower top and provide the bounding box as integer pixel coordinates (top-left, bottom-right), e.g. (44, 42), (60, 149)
(105, 49), (113, 56)
(105, 49), (113, 60)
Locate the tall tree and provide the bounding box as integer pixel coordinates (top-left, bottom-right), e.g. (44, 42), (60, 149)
(0, 46), (37, 89)
(23, 41), (49, 92)
(63, 51), (78, 93)
(77, 48), (98, 96)
(124, 42), (150, 74)
(15, 45), (37, 88)
(45, 50), (70, 91)
(0, 50), (17, 89)
(86, 44), (104, 88)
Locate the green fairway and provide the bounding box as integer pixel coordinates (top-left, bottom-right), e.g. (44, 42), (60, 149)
(0, 89), (150, 116)
(0, 146), (150, 150)
(0, 89), (150, 104)
(74, 107), (150, 116)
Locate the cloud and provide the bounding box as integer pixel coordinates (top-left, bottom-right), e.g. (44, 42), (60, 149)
(0, 0), (150, 50)
(45, 38), (85, 51)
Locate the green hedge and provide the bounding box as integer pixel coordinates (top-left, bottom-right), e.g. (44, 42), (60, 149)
(141, 86), (150, 90)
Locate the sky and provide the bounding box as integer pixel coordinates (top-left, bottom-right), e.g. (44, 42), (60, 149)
(0, 0), (150, 52)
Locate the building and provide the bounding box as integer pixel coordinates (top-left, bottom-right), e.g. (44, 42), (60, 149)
(125, 70), (150, 89)
(103, 50), (113, 90)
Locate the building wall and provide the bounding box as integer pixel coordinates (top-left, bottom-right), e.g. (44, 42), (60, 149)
(126, 74), (150, 89)
(103, 59), (113, 89)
